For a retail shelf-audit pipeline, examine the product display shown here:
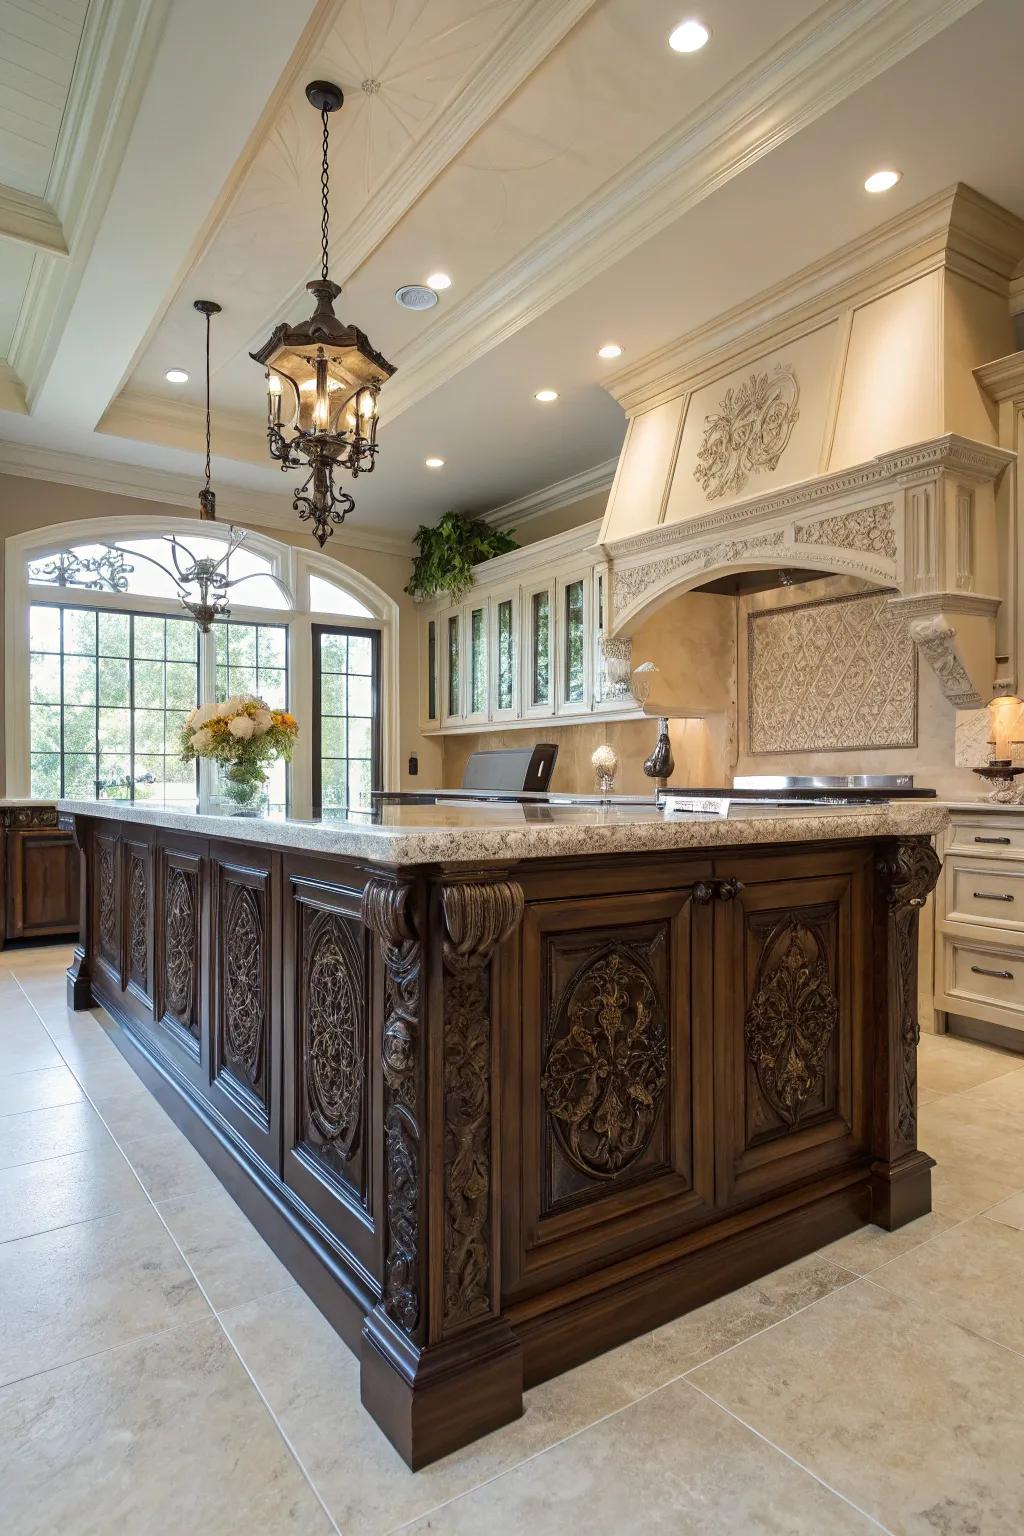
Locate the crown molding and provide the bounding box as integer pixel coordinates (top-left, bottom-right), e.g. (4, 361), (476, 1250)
(9, 0), (170, 407)
(0, 185), (67, 256)
(607, 184), (1024, 414)
(0, 441), (415, 557)
(378, 0), (985, 425)
(975, 349), (1024, 403)
(480, 458), (618, 530)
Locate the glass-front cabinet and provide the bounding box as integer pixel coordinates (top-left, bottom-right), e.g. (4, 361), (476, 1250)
(419, 522), (639, 735)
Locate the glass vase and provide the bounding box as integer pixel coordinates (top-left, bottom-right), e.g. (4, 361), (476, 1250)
(216, 760), (269, 817)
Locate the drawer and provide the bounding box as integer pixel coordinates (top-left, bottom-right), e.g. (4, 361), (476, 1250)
(946, 858), (1024, 933)
(948, 817), (1024, 858)
(948, 939), (1024, 1015)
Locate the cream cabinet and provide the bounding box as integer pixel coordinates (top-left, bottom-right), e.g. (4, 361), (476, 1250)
(418, 522), (642, 736)
(934, 810), (1024, 1050)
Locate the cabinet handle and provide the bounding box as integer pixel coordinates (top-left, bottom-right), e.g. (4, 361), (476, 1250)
(974, 835), (1011, 845)
(971, 964), (1014, 980)
(973, 891), (1014, 902)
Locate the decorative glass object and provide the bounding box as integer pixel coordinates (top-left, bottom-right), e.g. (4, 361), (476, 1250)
(599, 635), (633, 700)
(180, 696), (298, 816)
(643, 718), (675, 781)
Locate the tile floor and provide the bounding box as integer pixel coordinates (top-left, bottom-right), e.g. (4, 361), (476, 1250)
(2, 945), (1024, 1534)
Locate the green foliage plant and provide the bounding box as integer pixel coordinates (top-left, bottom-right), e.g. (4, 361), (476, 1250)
(405, 512), (518, 604)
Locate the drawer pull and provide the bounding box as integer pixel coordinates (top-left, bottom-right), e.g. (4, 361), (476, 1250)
(971, 964), (1014, 980)
(973, 891), (1015, 902)
(974, 835), (1011, 845)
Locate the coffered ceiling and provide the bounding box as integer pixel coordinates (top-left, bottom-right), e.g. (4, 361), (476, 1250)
(0, 0), (1022, 546)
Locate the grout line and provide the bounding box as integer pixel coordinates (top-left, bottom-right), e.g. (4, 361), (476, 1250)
(861, 1270), (1024, 1365)
(8, 964), (344, 1536)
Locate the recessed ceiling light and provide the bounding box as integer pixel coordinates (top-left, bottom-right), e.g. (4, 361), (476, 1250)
(165, 368), (189, 383)
(426, 272), (452, 291)
(669, 18), (709, 53)
(534, 389), (558, 403)
(395, 284), (438, 310)
(598, 343), (623, 360)
(864, 168), (901, 194)
(425, 456), (445, 468)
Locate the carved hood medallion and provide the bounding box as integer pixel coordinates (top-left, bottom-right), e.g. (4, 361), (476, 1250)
(694, 364), (800, 501)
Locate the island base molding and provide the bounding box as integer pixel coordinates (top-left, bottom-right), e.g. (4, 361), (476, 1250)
(63, 813), (940, 1469)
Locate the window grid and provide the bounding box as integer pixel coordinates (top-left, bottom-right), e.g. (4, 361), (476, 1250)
(29, 603), (199, 804)
(214, 621), (289, 810)
(314, 625), (380, 814)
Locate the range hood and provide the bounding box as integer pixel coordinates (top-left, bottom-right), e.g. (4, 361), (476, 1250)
(597, 185), (1024, 708)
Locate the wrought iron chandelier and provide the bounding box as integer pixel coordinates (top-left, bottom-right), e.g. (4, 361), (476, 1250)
(250, 80), (396, 548)
(30, 302), (261, 633)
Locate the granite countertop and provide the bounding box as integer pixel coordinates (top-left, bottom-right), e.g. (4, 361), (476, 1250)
(58, 798), (948, 867)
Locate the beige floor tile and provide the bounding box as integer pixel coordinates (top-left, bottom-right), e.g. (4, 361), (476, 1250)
(403, 1378), (875, 1536)
(89, 1079), (175, 1142)
(870, 1214), (1024, 1354)
(917, 1085), (946, 1105)
(930, 1160), (1019, 1221)
(920, 1102), (1024, 1189)
(958, 1067), (1024, 1110)
(985, 1192), (1024, 1231)
(917, 1040), (1024, 1094)
(0, 1098), (111, 1170)
(157, 1187), (291, 1312)
(0, 1205), (208, 1385)
(0, 1063), (83, 1117)
(220, 1284), (657, 1536)
(0, 1141), (146, 1243)
(118, 1124), (222, 1203)
(819, 1209), (954, 1275)
(0, 1022), (64, 1077)
(0, 1318), (333, 1536)
(691, 1279), (1024, 1535)
(63, 1049), (150, 1099)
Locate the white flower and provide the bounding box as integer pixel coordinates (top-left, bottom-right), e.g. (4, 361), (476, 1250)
(252, 709), (273, 735)
(191, 727), (213, 752)
(217, 698), (237, 719)
(228, 715), (255, 740)
(191, 702), (218, 729)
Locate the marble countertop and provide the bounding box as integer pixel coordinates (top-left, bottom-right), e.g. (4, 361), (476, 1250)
(58, 798), (948, 867)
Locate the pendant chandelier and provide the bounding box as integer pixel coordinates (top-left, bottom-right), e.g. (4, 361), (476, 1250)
(250, 80), (396, 548)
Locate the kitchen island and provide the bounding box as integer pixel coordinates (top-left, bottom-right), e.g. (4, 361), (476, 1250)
(58, 797), (945, 1468)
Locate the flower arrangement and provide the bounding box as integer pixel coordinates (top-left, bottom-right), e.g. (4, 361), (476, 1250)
(180, 695), (298, 811)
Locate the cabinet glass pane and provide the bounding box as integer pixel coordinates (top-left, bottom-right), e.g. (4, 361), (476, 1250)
(497, 600), (513, 711)
(531, 591), (550, 707)
(470, 607), (487, 715)
(427, 620), (437, 721)
(564, 580), (585, 703)
(447, 615), (460, 716)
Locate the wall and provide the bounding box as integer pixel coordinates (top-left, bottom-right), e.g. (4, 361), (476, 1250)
(442, 588), (736, 793)
(734, 573), (986, 798)
(0, 472), (439, 795)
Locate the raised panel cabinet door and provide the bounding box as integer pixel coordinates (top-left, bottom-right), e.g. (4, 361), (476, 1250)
(152, 838), (208, 1090)
(502, 882), (715, 1300)
(209, 851), (280, 1170)
(6, 827), (79, 940)
(712, 848), (871, 1209)
(114, 837), (157, 1037)
(283, 863), (378, 1279)
(93, 829), (123, 989)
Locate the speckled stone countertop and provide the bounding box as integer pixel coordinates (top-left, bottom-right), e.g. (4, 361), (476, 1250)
(58, 798), (948, 867)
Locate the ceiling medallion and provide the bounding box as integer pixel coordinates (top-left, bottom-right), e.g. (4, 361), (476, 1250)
(251, 80), (397, 547)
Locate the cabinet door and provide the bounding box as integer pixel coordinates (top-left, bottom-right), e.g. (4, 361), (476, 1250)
(152, 837), (208, 1092)
(490, 589), (520, 722)
(555, 571), (591, 715)
(464, 597), (490, 724)
(523, 580), (554, 717)
(712, 847), (871, 1209)
(6, 826), (78, 940)
(441, 610), (463, 727)
(502, 878), (715, 1300)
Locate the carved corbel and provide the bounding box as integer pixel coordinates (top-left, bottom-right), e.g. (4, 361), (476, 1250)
(362, 877), (422, 1336)
(439, 876), (524, 1333)
(908, 615), (985, 708)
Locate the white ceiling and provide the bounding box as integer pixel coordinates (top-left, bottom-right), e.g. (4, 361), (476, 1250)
(0, 0), (88, 195)
(0, 0), (1022, 544)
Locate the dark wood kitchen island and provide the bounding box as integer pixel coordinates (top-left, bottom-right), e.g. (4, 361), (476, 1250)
(59, 797), (944, 1469)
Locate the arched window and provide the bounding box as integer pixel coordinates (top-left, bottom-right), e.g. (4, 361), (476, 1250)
(5, 516), (398, 818)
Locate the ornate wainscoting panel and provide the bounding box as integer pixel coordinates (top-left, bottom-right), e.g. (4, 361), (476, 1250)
(744, 912), (839, 1139)
(124, 842), (152, 1006)
(94, 831), (121, 979)
(361, 878), (422, 1338)
(541, 933), (670, 1206)
(157, 850), (201, 1051)
(295, 896), (370, 1204)
(747, 590), (917, 754)
(213, 863), (271, 1124)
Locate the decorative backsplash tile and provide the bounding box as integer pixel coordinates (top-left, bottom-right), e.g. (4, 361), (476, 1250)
(748, 590), (917, 754)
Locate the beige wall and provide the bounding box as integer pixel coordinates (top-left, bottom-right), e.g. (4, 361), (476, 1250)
(441, 589), (736, 793)
(0, 473), (439, 795)
(499, 487), (609, 547)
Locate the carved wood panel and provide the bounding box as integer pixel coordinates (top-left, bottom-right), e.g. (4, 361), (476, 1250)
(744, 912), (839, 1138)
(296, 900), (369, 1200)
(125, 846), (150, 1002)
(214, 867), (270, 1119)
(876, 840), (942, 1158)
(95, 832), (120, 976)
(158, 852), (201, 1048)
(541, 931), (670, 1207)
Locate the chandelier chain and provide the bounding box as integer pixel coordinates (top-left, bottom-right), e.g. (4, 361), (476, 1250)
(320, 106), (330, 282)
